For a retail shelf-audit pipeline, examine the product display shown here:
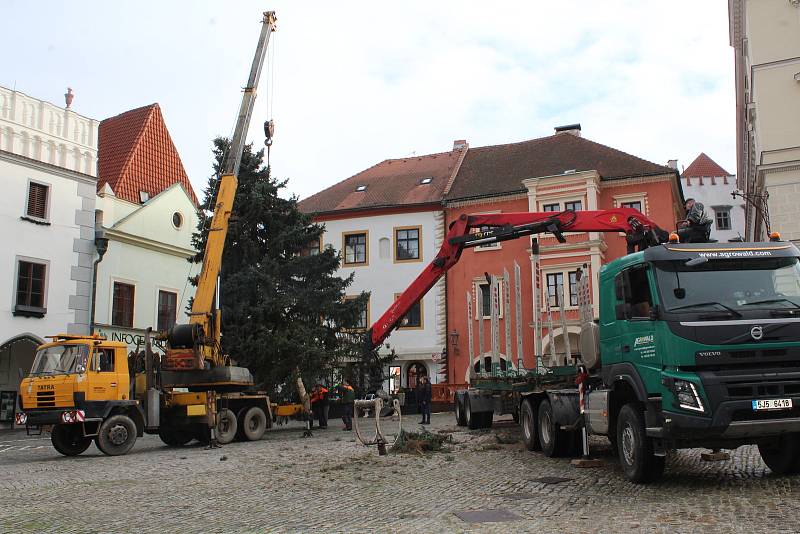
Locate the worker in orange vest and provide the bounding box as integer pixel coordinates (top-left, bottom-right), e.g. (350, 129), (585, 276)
(310, 384), (329, 429)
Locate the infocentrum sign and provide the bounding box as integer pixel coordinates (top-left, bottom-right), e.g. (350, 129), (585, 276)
(92, 324), (166, 354)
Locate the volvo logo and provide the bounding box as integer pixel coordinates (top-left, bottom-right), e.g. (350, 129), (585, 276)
(751, 325), (764, 341)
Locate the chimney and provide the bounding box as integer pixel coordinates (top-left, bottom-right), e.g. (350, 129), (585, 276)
(453, 139), (468, 150)
(667, 159), (678, 170)
(64, 87), (74, 109)
(554, 123), (581, 137)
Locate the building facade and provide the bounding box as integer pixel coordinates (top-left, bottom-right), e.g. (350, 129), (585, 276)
(299, 146), (467, 391)
(91, 104), (199, 354)
(443, 127), (683, 384)
(681, 153), (745, 242)
(0, 86), (99, 427)
(729, 0), (800, 241)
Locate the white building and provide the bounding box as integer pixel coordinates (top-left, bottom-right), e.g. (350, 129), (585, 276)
(729, 0), (800, 241)
(0, 85), (99, 427)
(299, 145), (467, 391)
(91, 104), (199, 354)
(681, 153), (745, 242)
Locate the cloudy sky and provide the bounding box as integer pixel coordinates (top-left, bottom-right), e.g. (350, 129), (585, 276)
(3, 1), (735, 201)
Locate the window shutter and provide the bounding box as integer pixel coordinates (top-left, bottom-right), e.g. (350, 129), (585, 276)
(27, 183), (48, 219)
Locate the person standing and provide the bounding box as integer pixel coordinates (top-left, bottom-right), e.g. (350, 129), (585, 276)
(676, 198), (712, 243)
(336, 380), (355, 431)
(310, 384), (329, 429)
(416, 375), (432, 425)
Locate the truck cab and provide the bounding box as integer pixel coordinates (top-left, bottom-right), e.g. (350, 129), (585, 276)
(596, 240), (800, 478)
(17, 334), (144, 456)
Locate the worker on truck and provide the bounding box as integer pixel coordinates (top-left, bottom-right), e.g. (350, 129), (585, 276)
(676, 198), (712, 243)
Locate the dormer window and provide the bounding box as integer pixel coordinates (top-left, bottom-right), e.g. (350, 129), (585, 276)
(139, 191), (150, 203)
(355, 185), (367, 192)
(420, 177), (433, 185)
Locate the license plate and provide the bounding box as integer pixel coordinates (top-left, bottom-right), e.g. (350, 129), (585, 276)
(752, 398), (793, 411)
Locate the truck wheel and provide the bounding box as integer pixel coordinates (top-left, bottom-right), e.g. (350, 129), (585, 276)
(455, 395), (466, 427)
(96, 414), (137, 456)
(216, 408), (238, 444)
(241, 407), (268, 441)
(158, 426), (193, 447)
(465, 396), (479, 430)
(758, 434), (800, 475)
(537, 399), (562, 457)
(521, 399), (541, 451)
(51, 424), (92, 456)
(617, 403), (665, 483)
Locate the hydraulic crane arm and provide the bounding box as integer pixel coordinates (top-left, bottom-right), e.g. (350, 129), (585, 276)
(366, 208), (665, 351)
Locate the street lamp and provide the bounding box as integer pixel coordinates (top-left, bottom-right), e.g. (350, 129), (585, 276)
(90, 232), (110, 333)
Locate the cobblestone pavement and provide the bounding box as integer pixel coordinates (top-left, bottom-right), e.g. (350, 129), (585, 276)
(2, 412), (800, 533)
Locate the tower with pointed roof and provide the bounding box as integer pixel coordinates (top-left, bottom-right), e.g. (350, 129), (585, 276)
(681, 153), (743, 242)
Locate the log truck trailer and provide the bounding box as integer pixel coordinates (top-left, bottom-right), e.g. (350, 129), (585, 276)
(367, 209), (800, 482)
(15, 12), (278, 456)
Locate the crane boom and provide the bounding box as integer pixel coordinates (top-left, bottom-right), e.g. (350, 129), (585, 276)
(366, 208), (665, 352)
(165, 11), (277, 371)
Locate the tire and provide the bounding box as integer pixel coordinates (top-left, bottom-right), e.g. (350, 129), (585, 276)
(96, 414), (137, 456)
(455, 395), (466, 427)
(617, 403), (665, 483)
(521, 399), (541, 451)
(465, 395), (480, 430)
(216, 408), (238, 445)
(51, 424), (92, 456)
(241, 407), (268, 441)
(758, 433), (800, 475)
(537, 399), (562, 457)
(158, 426), (193, 447)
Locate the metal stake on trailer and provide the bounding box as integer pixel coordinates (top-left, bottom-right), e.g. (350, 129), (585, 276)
(503, 268), (513, 375)
(490, 275), (500, 376)
(531, 239), (543, 372)
(466, 290), (475, 380)
(557, 280), (572, 366)
(513, 261), (524, 373)
(477, 284), (485, 375)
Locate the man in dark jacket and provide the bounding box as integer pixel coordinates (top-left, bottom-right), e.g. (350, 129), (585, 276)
(677, 198), (712, 243)
(336, 380), (355, 431)
(416, 375), (432, 425)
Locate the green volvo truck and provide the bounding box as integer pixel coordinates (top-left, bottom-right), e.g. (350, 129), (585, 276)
(456, 240), (800, 482)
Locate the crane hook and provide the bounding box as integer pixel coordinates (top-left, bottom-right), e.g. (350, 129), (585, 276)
(264, 119), (274, 166)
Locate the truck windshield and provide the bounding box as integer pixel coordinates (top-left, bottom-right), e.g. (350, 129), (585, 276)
(29, 344), (89, 376)
(655, 257), (800, 313)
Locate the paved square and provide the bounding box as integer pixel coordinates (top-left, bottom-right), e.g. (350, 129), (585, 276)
(1, 413), (800, 533)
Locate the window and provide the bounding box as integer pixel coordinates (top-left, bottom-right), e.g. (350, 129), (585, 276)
(301, 237), (321, 257)
(564, 200), (583, 212)
(343, 232), (368, 265)
(475, 280), (504, 318)
(395, 227), (421, 261)
(395, 293), (423, 329)
(26, 182), (49, 220)
(172, 212), (183, 229)
(112, 282), (135, 327)
(542, 203), (560, 212)
(355, 185), (367, 192)
(15, 260), (47, 315)
(568, 270), (579, 306)
(615, 266), (653, 319)
(420, 177), (433, 185)
(94, 349), (115, 373)
(546, 273), (564, 307)
(715, 208), (731, 231)
(345, 296), (369, 330)
(620, 200), (642, 212)
(157, 290), (178, 331)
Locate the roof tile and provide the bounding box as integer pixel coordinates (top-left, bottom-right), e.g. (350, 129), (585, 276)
(97, 104), (197, 205)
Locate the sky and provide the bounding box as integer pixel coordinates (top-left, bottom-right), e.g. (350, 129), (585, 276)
(2, 1), (736, 201)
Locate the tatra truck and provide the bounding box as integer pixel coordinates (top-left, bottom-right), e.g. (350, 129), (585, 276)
(16, 12), (279, 456)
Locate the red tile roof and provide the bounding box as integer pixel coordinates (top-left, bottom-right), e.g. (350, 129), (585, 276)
(682, 152), (731, 178)
(298, 150), (462, 214)
(446, 133), (675, 200)
(98, 104), (197, 205)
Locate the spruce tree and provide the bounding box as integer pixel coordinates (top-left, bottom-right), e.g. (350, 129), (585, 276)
(191, 138), (375, 398)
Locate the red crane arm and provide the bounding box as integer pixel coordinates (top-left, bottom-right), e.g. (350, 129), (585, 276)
(366, 208), (664, 351)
